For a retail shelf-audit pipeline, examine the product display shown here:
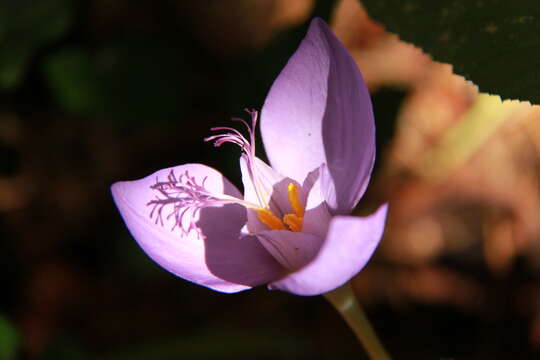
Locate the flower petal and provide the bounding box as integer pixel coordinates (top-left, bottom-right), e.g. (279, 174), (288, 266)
(255, 230), (323, 271)
(260, 19), (328, 183)
(111, 163), (285, 293)
(269, 204), (388, 296)
(261, 18), (375, 214)
(302, 201), (332, 239)
(302, 167), (332, 238)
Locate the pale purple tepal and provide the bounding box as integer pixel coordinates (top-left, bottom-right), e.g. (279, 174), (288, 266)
(111, 18), (387, 296)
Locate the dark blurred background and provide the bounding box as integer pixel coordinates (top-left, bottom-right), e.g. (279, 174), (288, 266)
(1, 0), (540, 359)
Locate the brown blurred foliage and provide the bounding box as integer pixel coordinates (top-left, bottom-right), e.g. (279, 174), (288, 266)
(332, 0), (540, 350)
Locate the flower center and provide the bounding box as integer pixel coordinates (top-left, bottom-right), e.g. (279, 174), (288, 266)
(257, 183), (305, 232)
(148, 109), (309, 237)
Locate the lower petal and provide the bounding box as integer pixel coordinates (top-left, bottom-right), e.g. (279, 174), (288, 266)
(255, 230), (323, 271)
(111, 164), (285, 293)
(269, 204), (388, 296)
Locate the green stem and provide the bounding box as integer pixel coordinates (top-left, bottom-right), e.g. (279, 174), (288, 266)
(324, 282), (392, 360)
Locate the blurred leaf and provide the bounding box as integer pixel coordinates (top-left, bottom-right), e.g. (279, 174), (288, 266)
(0, 0), (73, 89)
(0, 315), (19, 360)
(361, 0), (540, 103)
(43, 49), (102, 114)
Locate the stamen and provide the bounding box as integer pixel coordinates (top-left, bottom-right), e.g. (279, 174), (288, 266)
(287, 183), (304, 218)
(257, 208), (287, 230)
(201, 111), (309, 235)
(283, 213), (303, 232)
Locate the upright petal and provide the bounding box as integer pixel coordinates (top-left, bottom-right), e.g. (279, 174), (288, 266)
(301, 166), (332, 238)
(261, 18), (375, 214)
(261, 18), (328, 183)
(111, 164), (285, 293)
(269, 204), (388, 296)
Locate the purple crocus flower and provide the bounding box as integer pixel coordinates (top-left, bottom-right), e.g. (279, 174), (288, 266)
(111, 18), (387, 296)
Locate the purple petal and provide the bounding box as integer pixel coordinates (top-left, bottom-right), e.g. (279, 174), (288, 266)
(260, 19), (328, 183)
(256, 230), (323, 270)
(302, 201), (332, 239)
(300, 166), (323, 207)
(111, 163), (285, 293)
(261, 18), (375, 214)
(269, 204), (388, 296)
(301, 167), (332, 238)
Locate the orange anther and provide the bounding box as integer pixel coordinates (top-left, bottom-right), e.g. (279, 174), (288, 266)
(257, 208), (286, 230)
(283, 213), (303, 232)
(287, 183), (304, 218)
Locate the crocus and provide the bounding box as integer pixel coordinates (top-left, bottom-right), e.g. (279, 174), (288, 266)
(111, 18), (387, 296)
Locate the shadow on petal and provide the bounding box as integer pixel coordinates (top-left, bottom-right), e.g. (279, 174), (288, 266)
(319, 19), (376, 214)
(198, 205), (286, 288)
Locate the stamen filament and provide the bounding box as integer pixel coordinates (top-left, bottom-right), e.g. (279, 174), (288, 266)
(218, 193), (261, 210)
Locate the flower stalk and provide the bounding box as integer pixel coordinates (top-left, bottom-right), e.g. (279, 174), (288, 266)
(324, 282), (392, 360)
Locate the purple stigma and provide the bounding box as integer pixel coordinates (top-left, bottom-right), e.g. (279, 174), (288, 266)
(204, 109), (258, 156)
(147, 170), (218, 237)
